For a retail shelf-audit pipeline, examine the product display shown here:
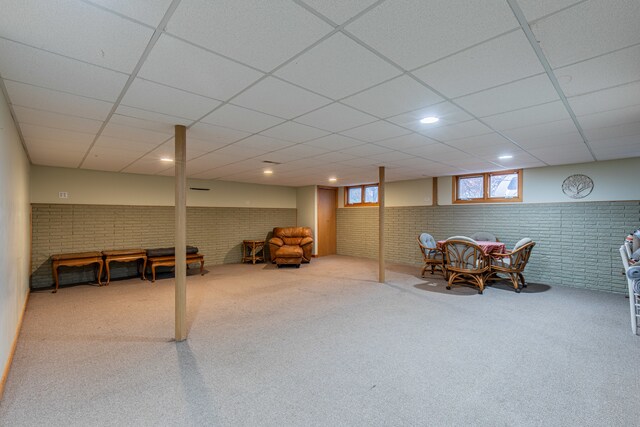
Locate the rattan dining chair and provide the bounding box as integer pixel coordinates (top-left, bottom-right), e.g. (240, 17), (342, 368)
(417, 233), (446, 278)
(486, 238), (536, 293)
(470, 232), (498, 242)
(442, 238), (490, 294)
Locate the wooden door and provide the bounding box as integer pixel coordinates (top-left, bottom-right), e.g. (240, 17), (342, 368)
(317, 187), (337, 256)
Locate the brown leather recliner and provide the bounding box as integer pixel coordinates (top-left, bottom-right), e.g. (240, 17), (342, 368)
(269, 227), (313, 267)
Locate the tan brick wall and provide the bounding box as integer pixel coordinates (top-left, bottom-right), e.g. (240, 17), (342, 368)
(338, 202), (640, 293)
(31, 204), (296, 288)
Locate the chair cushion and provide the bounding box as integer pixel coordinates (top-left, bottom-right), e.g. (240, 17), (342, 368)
(52, 251), (102, 261)
(446, 235), (476, 243)
(146, 246), (199, 257)
(514, 238), (532, 251)
(419, 232), (437, 249)
(491, 257), (512, 267)
(275, 245), (304, 258)
(471, 232), (497, 242)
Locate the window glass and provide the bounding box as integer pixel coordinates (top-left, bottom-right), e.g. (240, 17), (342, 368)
(489, 173), (518, 198)
(458, 176), (483, 199)
(348, 187), (362, 204)
(364, 185), (378, 203)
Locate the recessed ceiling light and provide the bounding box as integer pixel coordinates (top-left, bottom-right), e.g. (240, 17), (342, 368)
(420, 116), (439, 124)
(498, 155), (513, 160)
(264, 170), (273, 175)
(160, 157), (174, 162)
(329, 177), (337, 182)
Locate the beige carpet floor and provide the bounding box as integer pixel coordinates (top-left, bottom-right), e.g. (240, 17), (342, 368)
(1, 255), (639, 426)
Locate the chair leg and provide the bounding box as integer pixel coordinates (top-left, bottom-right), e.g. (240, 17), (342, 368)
(509, 273), (520, 293)
(518, 273), (527, 288)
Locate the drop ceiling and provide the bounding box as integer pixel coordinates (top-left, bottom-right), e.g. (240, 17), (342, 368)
(0, 0), (639, 187)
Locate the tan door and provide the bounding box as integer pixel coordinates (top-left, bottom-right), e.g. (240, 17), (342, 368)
(317, 187), (337, 256)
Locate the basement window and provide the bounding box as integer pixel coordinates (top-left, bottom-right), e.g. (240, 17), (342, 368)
(345, 184), (379, 207)
(453, 169), (522, 203)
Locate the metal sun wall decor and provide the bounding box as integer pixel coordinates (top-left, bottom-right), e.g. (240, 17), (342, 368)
(562, 174), (594, 199)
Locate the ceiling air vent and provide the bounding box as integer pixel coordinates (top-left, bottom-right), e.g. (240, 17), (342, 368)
(262, 160), (281, 165)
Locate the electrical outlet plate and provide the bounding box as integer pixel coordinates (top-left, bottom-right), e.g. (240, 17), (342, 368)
(58, 192), (68, 199)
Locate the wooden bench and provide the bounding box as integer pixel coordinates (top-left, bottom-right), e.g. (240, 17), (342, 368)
(147, 253), (205, 282)
(51, 251), (103, 293)
(102, 249), (147, 285)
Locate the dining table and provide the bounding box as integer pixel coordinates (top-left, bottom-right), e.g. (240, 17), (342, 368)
(437, 240), (506, 256)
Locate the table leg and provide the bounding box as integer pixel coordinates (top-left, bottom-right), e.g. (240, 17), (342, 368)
(105, 260), (111, 286)
(96, 260), (103, 286)
(200, 259), (204, 275)
(52, 261), (60, 293)
(251, 242), (256, 264)
(141, 258), (147, 281)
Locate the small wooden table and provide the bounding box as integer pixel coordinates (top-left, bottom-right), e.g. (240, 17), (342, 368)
(51, 251), (103, 293)
(242, 240), (265, 264)
(102, 249), (147, 285)
(437, 240), (506, 256)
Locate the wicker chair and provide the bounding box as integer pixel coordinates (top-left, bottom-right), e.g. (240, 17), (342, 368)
(487, 238), (536, 293)
(443, 238), (490, 294)
(470, 232), (498, 242)
(417, 233), (446, 278)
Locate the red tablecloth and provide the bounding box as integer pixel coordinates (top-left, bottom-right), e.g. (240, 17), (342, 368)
(437, 240), (506, 255)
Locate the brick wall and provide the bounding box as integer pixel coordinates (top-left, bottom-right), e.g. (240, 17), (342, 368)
(31, 204), (296, 288)
(337, 201), (640, 293)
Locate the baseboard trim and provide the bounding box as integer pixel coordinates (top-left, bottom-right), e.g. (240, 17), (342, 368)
(0, 289), (30, 401)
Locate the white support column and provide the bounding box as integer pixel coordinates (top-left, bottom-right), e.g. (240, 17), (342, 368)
(175, 125), (187, 341)
(379, 166), (385, 283)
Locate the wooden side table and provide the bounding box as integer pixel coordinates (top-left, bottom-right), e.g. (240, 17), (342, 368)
(51, 251), (103, 293)
(242, 240), (265, 264)
(102, 249), (147, 285)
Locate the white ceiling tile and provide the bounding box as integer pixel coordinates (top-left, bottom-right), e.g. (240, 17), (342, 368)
(482, 101), (571, 131)
(260, 122), (329, 143)
(101, 122), (171, 144)
(387, 102), (473, 131)
(211, 143), (267, 159)
(20, 123), (94, 145)
(454, 74), (559, 117)
(184, 152), (243, 175)
(413, 30), (544, 98)
(515, 132), (584, 150)
(188, 122), (251, 146)
(25, 137), (91, 153)
(5, 80), (113, 121)
(578, 105), (640, 131)
(339, 143), (392, 157)
(114, 105), (192, 127)
(295, 103), (376, 132)
(375, 133), (437, 150)
(592, 145), (640, 161)
(346, 0), (518, 69)
(302, 134), (364, 151)
(517, 0), (584, 22)
(336, 157), (379, 167)
(502, 118), (579, 141)
(341, 75), (443, 118)
(300, 0), (379, 24)
(85, 0), (173, 27)
(420, 120), (493, 142)
(0, 0), (153, 73)
(310, 151), (359, 164)
(260, 144), (329, 163)
(526, 144), (594, 165)
(275, 32), (400, 99)
(166, 0), (332, 71)
(28, 146), (84, 168)
(121, 78), (221, 120)
(0, 39), (128, 102)
(232, 135), (296, 153)
(402, 143), (463, 162)
(121, 158), (177, 175)
(568, 81), (640, 116)
(446, 133), (510, 152)
(109, 113), (177, 134)
(365, 150), (414, 163)
(585, 122), (640, 142)
(82, 146), (142, 171)
(231, 77), (331, 119)
(139, 34), (264, 101)
(555, 44), (640, 97)
(12, 105), (103, 134)
(340, 120), (410, 142)
(93, 136), (157, 153)
(200, 104), (284, 134)
(530, 0), (640, 68)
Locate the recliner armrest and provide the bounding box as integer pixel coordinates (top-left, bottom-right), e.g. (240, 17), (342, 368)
(299, 237), (313, 247)
(269, 237), (284, 247)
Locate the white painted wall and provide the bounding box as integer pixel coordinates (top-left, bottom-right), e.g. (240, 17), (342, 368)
(296, 186), (317, 254)
(30, 166), (297, 208)
(0, 89), (30, 385)
(438, 158), (640, 205)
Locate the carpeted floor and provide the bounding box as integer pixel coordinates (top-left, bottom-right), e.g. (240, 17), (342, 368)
(1, 255), (639, 426)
